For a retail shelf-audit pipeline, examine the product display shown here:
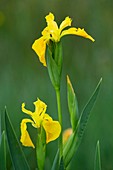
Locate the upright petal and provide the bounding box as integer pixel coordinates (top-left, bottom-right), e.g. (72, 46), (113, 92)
(46, 13), (58, 30)
(43, 118), (61, 143)
(34, 99), (47, 116)
(45, 12), (55, 23)
(59, 16), (72, 32)
(32, 99), (47, 128)
(61, 27), (95, 42)
(32, 37), (47, 66)
(45, 13), (59, 42)
(20, 119), (35, 148)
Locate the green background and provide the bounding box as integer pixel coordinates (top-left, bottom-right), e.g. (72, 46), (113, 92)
(0, 0), (113, 169)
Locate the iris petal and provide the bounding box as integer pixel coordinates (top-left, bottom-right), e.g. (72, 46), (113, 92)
(43, 119), (61, 143)
(45, 12), (54, 23)
(61, 27), (95, 42)
(32, 37), (47, 66)
(34, 99), (47, 115)
(20, 119), (35, 148)
(59, 16), (72, 32)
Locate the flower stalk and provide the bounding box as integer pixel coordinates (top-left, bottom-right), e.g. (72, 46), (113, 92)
(36, 127), (46, 170)
(56, 89), (63, 161)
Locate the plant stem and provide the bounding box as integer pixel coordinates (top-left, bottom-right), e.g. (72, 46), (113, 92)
(56, 88), (63, 160)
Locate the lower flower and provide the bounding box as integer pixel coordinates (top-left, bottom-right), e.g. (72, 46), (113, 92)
(20, 98), (61, 148)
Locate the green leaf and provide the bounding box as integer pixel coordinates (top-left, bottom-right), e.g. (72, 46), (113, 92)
(51, 152), (65, 170)
(64, 78), (102, 168)
(0, 131), (6, 170)
(94, 141), (101, 170)
(67, 75), (79, 131)
(47, 48), (60, 90)
(51, 150), (59, 170)
(5, 108), (30, 170)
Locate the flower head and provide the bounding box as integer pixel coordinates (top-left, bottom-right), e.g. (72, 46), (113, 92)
(32, 12), (95, 66)
(20, 98), (61, 148)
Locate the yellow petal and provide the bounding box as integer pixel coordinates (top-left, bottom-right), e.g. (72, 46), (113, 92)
(20, 119), (35, 148)
(59, 16), (72, 32)
(42, 27), (51, 40)
(45, 13), (58, 33)
(45, 12), (55, 22)
(43, 119), (61, 143)
(45, 13), (59, 42)
(22, 103), (33, 116)
(32, 99), (47, 128)
(61, 27), (95, 42)
(43, 113), (52, 121)
(34, 99), (47, 115)
(32, 37), (47, 66)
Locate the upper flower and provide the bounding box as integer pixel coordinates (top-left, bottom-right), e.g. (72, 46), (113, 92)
(32, 12), (95, 66)
(20, 98), (61, 148)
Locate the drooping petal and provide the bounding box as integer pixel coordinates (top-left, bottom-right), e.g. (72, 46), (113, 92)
(32, 37), (47, 66)
(59, 16), (72, 32)
(43, 118), (61, 143)
(20, 119), (35, 148)
(22, 103), (33, 116)
(61, 27), (95, 42)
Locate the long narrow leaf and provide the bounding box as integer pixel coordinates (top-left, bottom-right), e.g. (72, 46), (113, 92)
(5, 109), (30, 170)
(64, 78), (102, 167)
(51, 152), (65, 170)
(77, 78), (102, 141)
(0, 131), (6, 170)
(51, 150), (59, 170)
(94, 141), (101, 170)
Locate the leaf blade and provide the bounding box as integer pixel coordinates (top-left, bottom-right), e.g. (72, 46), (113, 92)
(64, 78), (102, 167)
(5, 109), (30, 170)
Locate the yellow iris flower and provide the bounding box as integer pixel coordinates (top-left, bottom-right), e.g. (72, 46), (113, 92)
(20, 99), (61, 148)
(32, 12), (95, 66)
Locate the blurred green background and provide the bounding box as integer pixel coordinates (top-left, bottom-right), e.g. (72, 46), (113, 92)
(0, 0), (113, 169)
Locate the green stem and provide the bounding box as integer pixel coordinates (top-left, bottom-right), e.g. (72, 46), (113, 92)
(36, 128), (46, 170)
(56, 88), (63, 161)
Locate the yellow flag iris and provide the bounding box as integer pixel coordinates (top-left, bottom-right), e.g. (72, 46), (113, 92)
(32, 12), (95, 66)
(20, 99), (61, 148)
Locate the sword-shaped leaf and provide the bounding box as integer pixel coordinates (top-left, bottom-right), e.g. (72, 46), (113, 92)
(64, 78), (102, 168)
(5, 109), (30, 170)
